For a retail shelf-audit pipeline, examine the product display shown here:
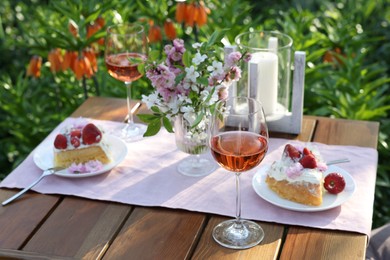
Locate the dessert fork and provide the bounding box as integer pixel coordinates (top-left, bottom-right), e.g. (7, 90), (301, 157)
(2, 166), (65, 206)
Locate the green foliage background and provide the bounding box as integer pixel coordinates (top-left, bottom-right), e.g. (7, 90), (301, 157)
(0, 0), (389, 228)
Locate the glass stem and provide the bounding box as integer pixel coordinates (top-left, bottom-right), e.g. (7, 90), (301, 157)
(235, 173), (242, 223)
(125, 82), (134, 126)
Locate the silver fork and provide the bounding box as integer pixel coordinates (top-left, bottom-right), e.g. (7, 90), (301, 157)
(2, 166), (65, 206)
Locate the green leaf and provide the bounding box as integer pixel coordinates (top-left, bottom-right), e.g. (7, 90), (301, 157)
(162, 116), (174, 133)
(175, 73), (185, 85)
(206, 29), (229, 48)
(137, 113), (160, 123)
(149, 50), (161, 61)
(143, 119), (161, 137)
(151, 106), (161, 113)
(137, 63), (145, 74)
(182, 51), (192, 67)
(197, 77), (209, 86)
(192, 112), (205, 128)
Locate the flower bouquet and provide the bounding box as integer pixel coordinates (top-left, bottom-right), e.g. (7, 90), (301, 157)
(139, 31), (248, 137)
(138, 30), (248, 176)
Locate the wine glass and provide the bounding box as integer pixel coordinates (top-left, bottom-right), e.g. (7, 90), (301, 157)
(105, 23), (147, 142)
(209, 96), (269, 249)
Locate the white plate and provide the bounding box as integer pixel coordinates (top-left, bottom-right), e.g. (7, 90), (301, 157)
(252, 165), (356, 212)
(33, 135), (127, 178)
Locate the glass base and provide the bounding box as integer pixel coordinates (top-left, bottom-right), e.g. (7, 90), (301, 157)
(212, 219), (264, 249)
(110, 123), (147, 142)
(177, 156), (216, 177)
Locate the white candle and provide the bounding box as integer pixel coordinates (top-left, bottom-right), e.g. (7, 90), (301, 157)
(248, 52), (278, 115)
(268, 37), (278, 53)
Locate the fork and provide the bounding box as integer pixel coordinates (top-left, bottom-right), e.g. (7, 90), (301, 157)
(2, 166), (65, 206)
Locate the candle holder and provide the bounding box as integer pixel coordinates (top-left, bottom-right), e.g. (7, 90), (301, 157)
(232, 31), (305, 134)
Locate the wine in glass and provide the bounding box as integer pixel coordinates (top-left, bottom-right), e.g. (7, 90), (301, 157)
(105, 23), (147, 142)
(209, 96), (269, 249)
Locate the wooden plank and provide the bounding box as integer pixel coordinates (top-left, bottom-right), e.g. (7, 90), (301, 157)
(279, 227), (366, 260)
(102, 207), (206, 260)
(71, 96), (128, 121)
(0, 189), (59, 249)
(0, 248), (74, 260)
(23, 197), (131, 259)
(281, 116), (378, 260)
(306, 116), (379, 149)
(192, 216), (283, 259)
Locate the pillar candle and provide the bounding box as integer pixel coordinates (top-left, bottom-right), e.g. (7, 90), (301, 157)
(248, 52), (278, 115)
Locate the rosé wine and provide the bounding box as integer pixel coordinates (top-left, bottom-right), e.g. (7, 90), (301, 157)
(105, 53), (146, 83)
(210, 131), (268, 172)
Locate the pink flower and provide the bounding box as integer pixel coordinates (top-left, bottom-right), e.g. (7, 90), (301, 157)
(146, 64), (176, 90)
(244, 53), (252, 62)
(165, 39), (186, 67)
(67, 160), (104, 174)
(228, 66), (242, 81)
(218, 87), (228, 100)
(286, 163), (304, 179)
(226, 51), (242, 68)
(84, 160), (104, 172)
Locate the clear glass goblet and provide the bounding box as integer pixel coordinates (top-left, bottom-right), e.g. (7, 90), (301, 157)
(209, 96), (269, 249)
(105, 23), (147, 142)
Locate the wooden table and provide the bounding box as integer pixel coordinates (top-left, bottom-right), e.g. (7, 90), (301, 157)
(0, 97), (379, 260)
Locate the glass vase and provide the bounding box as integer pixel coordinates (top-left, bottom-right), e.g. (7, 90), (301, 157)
(174, 114), (216, 177)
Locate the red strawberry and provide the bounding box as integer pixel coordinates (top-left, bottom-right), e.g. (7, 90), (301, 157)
(299, 154), (317, 168)
(54, 134), (67, 149)
(82, 123), (102, 145)
(302, 147), (311, 155)
(324, 172), (346, 194)
(70, 136), (80, 148)
(70, 129), (81, 138)
(284, 144), (301, 160)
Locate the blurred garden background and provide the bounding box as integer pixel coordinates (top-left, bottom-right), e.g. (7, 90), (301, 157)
(0, 0), (389, 228)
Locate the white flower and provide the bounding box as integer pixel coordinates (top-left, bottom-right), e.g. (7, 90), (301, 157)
(207, 60), (224, 75)
(181, 105), (195, 114)
(192, 52), (207, 65)
(191, 84), (200, 92)
(192, 42), (203, 49)
(185, 66), (200, 83)
(142, 92), (159, 109)
(167, 96), (181, 114)
(183, 111), (196, 125)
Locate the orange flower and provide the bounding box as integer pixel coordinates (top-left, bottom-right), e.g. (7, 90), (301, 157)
(184, 3), (196, 27)
(195, 2), (208, 27)
(72, 55), (93, 80)
(148, 25), (162, 43)
(26, 55), (42, 78)
(68, 20), (79, 38)
(323, 47), (345, 65)
(48, 48), (63, 73)
(62, 51), (77, 71)
(87, 23), (104, 45)
(83, 49), (98, 73)
(175, 2), (186, 23)
(164, 19), (177, 40)
(95, 16), (105, 28)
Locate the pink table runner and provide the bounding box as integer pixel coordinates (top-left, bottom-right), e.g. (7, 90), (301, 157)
(0, 118), (378, 236)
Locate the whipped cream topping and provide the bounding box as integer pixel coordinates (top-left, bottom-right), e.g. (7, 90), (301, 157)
(268, 160), (322, 184)
(267, 144), (327, 184)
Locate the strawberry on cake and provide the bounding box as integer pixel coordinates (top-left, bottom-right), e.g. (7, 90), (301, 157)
(53, 119), (111, 169)
(265, 144), (328, 206)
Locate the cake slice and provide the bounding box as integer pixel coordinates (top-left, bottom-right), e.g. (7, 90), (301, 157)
(53, 120), (111, 168)
(265, 144), (327, 206)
